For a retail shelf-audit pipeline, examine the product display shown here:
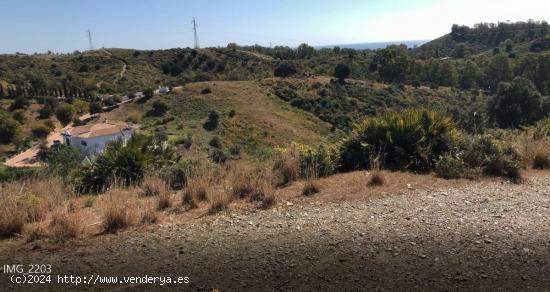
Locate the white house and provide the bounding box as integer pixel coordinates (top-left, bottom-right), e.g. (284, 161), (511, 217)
(61, 121), (137, 155)
(158, 86), (170, 94)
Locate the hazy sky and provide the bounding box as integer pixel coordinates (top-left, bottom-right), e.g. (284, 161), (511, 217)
(0, 0), (548, 53)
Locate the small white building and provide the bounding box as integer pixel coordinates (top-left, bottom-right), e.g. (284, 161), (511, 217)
(158, 86), (170, 94)
(61, 121), (137, 155)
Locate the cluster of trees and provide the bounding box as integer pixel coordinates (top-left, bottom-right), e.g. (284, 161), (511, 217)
(370, 46), (550, 95)
(160, 49), (225, 77)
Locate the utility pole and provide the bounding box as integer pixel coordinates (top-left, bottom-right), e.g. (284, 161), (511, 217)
(87, 29), (94, 51)
(192, 18), (199, 49)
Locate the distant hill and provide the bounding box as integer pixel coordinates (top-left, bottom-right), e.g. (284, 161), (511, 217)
(414, 20), (549, 58)
(316, 40), (428, 50)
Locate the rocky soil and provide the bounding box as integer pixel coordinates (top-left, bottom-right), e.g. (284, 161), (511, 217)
(3, 173), (550, 291)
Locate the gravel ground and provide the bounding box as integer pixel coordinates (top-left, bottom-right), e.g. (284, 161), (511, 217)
(2, 174), (550, 291)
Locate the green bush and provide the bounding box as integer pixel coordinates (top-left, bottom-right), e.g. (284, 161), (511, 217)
(73, 140), (146, 194)
(159, 159), (201, 189)
(435, 152), (470, 179)
(0, 110), (20, 144)
(31, 124), (52, 140)
(463, 135), (522, 181)
(340, 108), (459, 172)
(209, 136), (223, 149)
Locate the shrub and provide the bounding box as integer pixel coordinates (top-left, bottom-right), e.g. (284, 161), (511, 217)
(229, 144), (241, 155)
(230, 165), (255, 198)
(274, 63), (297, 77)
(12, 109), (25, 124)
(55, 104), (76, 125)
(141, 207), (159, 224)
(208, 191), (231, 214)
(0, 110), (20, 144)
(160, 159), (201, 190)
(210, 149), (228, 164)
(334, 64), (351, 82)
(488, 77), (543, 128)
(533, 148), (550, 169)
(340, 109), (459, 172)
(203, 110), (220, 131)
(435, 152), (469, 179)
(148, 100), (169, 117)
(157, 192), (172, 210)
(209, 136), (223, 149)
(49, 211), (82, 241)
(31, 124), (52, 140)
(175, 133), (193, 149)
(367, 171), (386, 186)
(276, 148), (300, 184)
(140, 175), (168, 197)
(102, 201), (129, 233)
(302, 179), (320, 196)
(183, 174), (210, 207)
(0, 192), (44, 239)
(463, 135), (523, 181)
(201, 88), (211, 94)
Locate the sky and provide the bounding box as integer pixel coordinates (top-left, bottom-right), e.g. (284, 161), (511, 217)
(0, 0), (549, 54)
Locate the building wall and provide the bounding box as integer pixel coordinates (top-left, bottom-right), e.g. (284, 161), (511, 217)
(64, 129), (134, 155)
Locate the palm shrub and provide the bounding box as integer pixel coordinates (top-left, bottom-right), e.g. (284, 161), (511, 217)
(340, 108), (459, 172)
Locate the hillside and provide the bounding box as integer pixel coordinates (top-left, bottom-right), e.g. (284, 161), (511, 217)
(83, 79), (340, 162)
(415, 20), (549, 58)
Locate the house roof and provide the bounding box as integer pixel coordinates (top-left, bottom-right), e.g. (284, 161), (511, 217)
(64, 121), (135, 139)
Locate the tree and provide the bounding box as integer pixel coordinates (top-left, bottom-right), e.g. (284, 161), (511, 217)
(203, 110), (220, 131)
(143, 88), (154, 101)
(488, 77), (543, 128)
(333, 64), (351, 82)
(374, 48), (410, 83)
(89, 101), (102, 114)
(0, 110), (20, 144)
(274, 63), (297, 77)
(485, 54), (513, 91)
(55, 104), (75, 125)
(12, 109), (26, 124)
(31, 124), (51, 140)
(296, 43), (314, 59)
(9, 96), (30, 111)
(148, 100), (169, 116)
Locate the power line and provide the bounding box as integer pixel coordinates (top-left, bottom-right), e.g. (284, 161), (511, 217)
(87, 29), (94, 51)
(192, 18), (199, 49)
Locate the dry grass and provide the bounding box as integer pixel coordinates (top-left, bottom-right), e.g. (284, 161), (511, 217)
(157, 192), (172, 210)
(82, 196), (96, 208)
(532, 147), (550, 169)
(140, 175), (168, 197)
(260, 185), (277, 209)
(279, 151), (300, 184)
(25, 226), (47, 242)
(26, 177), (67, 211)
(48, 210), (82, 241)
(102, 194), (130, 233)
(182, 174), (211, 208)
(208, 190), (232, 214)
(230, 164), (255, 198)
(140, 207), (159, 224)
(368, 171), (386, 186)
(0, 190), (45, 239)
(302, 179), (320, 196)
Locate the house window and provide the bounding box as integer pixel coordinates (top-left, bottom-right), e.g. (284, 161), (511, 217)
(81, 140), (88, 146)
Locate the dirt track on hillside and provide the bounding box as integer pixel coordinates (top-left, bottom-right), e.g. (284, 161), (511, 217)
(2, 173), (550, 291)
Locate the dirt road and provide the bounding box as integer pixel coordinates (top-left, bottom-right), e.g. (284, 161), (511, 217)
(2, 173), (550, 291)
